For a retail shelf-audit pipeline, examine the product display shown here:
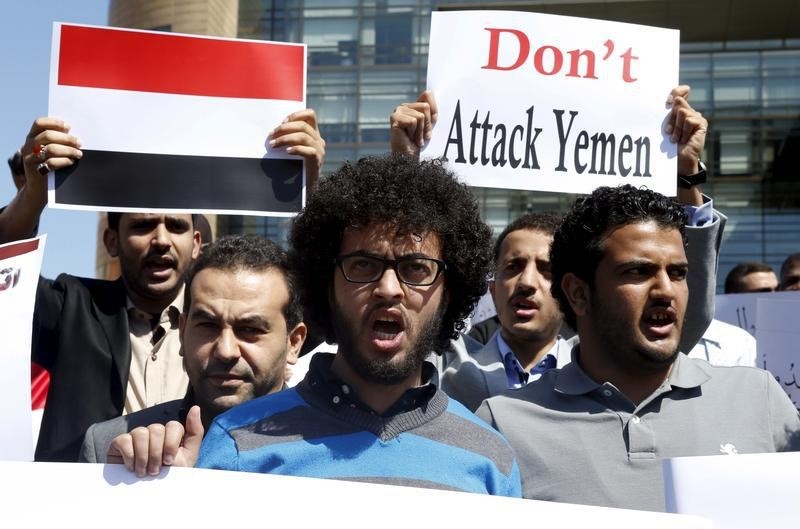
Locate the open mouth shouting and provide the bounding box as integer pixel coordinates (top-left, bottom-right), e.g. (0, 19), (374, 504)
(143, 254), (177, 279)
(642, 305), (677, 339)
(510, 294), (539, 319)
(369, 309), (407, 352)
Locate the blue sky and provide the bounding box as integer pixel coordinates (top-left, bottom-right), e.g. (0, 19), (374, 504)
(0, 1), (110, 279)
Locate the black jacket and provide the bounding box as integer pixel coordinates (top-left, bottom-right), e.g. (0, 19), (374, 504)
(33, 275), (131, 462)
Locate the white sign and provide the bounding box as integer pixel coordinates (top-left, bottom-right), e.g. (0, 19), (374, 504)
(756, 297), (800, 409)
(424, 10), (679, 195)
(0, 236), (46, 461)
(0, 462), (712, 528)
(714, 291), (800, 366)
(664, 452), (800, 529)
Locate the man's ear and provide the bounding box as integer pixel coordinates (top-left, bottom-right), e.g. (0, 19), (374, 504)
(561, 273), (590, 319)
(103, 228), (119, 258)
(286, 322), (307, 366)
(191, 230), (201, 260)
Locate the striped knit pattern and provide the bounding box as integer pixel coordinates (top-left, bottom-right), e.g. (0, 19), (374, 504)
(197, 379), (521, 496)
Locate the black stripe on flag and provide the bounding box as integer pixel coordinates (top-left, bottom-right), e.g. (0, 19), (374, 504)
(53, 150), (303, 213)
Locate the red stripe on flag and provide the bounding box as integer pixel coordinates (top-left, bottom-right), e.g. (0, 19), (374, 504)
(58, 25), (304, 101)
(0, 239), (39, 260)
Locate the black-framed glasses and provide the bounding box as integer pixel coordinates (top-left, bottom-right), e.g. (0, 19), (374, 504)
(335, 253), (446, 286)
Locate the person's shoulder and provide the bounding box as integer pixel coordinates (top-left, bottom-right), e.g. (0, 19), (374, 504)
(213, 387), (306, 431)
(97, 399), (184, 433)
(440, 394), (518, 458)
(481, 367), (562, 412)
(683, 355), (774, 388)
(706, 319), (756, 344)
(46, 273), (120, 294)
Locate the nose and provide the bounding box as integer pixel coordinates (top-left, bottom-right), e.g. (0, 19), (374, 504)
(516, 263), (541, 292)
(651, 269), (677, 300)
(373, 266), (404, 300)
(151, 221), (171, 249)
(213, 328), (241, 363)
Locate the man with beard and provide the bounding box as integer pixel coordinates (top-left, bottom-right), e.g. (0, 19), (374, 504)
(0, 112), (325, 462)
(393, 86), (725, 412)
(120, 155), (521, 496)
(83, 235), (306, 469)
(476, 185), (800, 511)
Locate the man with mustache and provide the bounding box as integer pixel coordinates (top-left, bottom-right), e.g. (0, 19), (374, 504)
(0, 111), (325, 462)
(81, 235), (306, 466)
(113, 155), (521, 496)
(392, 87), (724, 412)
(477, 184), (800, 511)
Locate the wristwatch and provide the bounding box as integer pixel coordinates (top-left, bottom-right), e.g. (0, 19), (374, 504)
(678, 161), (707, 189)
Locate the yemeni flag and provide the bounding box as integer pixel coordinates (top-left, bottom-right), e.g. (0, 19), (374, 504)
(48, 24), (307, 216)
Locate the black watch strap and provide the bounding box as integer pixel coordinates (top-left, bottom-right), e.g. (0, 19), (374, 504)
(678, 161), (707, 189)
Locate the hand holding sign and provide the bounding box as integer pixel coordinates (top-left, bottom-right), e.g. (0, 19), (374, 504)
(269, 108), (326, 192)
(424, 11), (679, 195)
(0, 120), (81, 246)
(390, 90), (438, 158)
(22, 117), (83, 183)
(107, 405), (204, 477)
(666, 86), (707, 177)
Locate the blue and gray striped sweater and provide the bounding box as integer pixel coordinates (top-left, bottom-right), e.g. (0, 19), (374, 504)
(197, 356), (521, 497)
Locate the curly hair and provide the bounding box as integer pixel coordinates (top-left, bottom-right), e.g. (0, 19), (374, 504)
(184, 234), (302, 330)
(493, 211), (563, 264)
(289, 154), (493, 352)
(550, 185), (687, 330)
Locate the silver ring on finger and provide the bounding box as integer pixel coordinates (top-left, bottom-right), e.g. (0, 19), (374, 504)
(36, 162), (51, 176)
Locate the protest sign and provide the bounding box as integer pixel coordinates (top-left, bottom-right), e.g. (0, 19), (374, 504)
(756, 296), (800, 409)
(714, 292), (800, 408)
(48, 23), (306, 216)
(714, 291), (800, 366)
(664, 452), (800, 529)
(0, 462), (712, 528)
(424, 11), (679, 195)
(0, 236), (46, 461)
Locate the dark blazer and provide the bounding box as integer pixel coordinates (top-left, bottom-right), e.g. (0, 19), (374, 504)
(33, 274), (131, 462)
(79, 398), (185, 463)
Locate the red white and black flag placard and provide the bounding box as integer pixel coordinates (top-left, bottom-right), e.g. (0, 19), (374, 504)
(48, 23), (307, 216)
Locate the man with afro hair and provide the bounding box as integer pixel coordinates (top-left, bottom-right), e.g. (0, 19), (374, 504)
(172, 154), (521, 496)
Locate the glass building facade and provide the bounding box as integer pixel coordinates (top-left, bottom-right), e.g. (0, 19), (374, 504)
(222, 0), (800, 292)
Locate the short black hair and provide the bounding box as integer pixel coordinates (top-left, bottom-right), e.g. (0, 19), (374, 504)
(493, 212), (563, 264)
(724, 262), (775, 293)
(289, 154), (493, 352)
(184, 234), (301, 329)
(550, 185), (687, 330)
(106, 212), (198, 232)
(195, 214), (214, 246)
(780, 253), (800, 283)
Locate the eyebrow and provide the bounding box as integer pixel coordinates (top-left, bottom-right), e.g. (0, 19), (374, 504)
(188, 309), (273, 329)
(236, 315), (271, 329)
(615, 259), (689, 270)
(165, 216), (192, 229)
(188, 307), (217, 321)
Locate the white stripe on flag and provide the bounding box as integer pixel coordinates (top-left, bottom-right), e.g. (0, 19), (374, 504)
(51, 85), (304, 158)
